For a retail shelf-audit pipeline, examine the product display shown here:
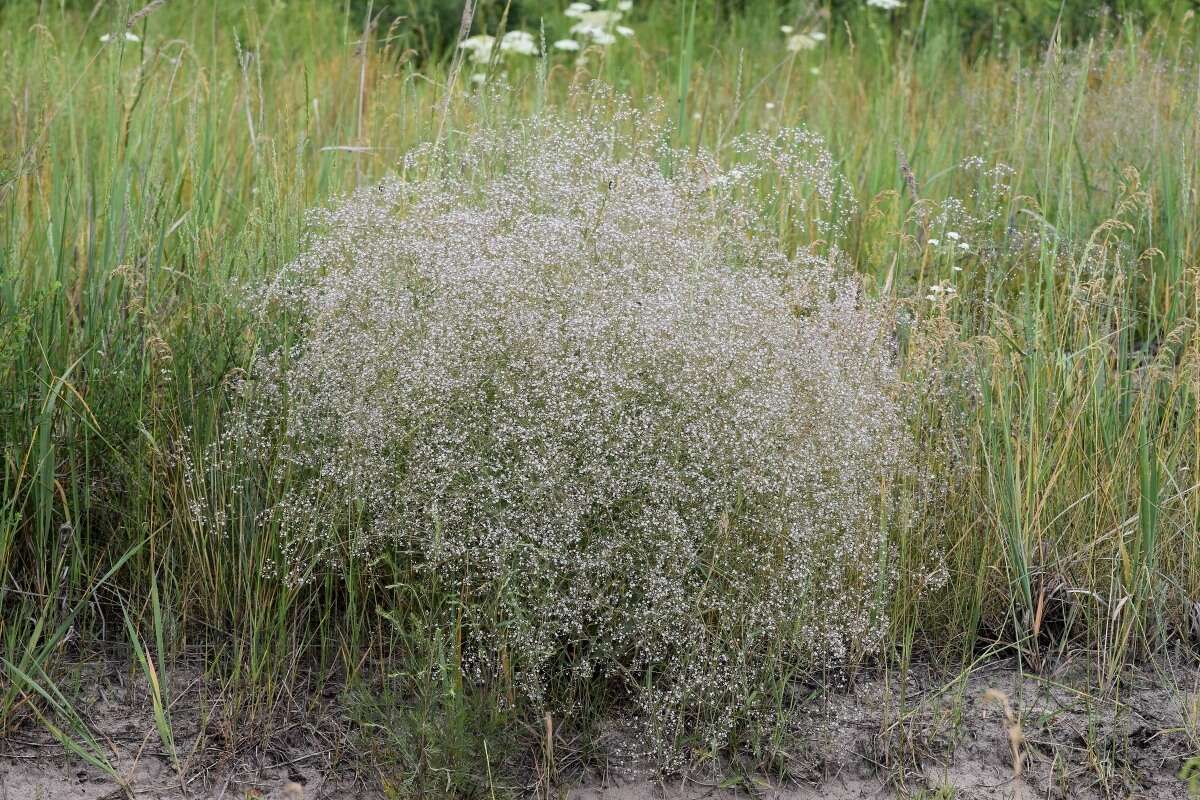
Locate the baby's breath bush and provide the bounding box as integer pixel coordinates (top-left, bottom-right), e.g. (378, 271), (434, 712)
(222, 99), (906, 765)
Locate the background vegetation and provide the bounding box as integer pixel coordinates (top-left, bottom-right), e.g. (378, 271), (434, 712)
(3, 0), (1200, 796)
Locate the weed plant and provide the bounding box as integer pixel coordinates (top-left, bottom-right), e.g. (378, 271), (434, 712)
(207, 101), (904, 767)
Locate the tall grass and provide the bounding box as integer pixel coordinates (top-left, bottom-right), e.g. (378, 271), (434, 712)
(2, 0), (1199, 794)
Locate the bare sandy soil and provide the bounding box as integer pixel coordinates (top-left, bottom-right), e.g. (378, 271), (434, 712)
(3, 656), (1198, 799)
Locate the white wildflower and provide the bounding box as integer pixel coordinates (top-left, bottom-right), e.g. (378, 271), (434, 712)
(571, 10), (623, 44)
(564, 2), (592, 17)
(590, 29), (616, 45)
(458, 34), (496, 63)
(786, 33), (818, 51)
(100, 31), (140, 43)
(500, 30), (538, 55)
(553, 38), (581, 51)
(867, 0), (905, 9)
(780, 24), (795, 34)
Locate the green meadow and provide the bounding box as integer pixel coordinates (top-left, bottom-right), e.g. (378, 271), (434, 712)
(3, 1), (1200, 797)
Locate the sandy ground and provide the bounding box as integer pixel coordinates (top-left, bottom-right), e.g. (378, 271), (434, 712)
(3, 655), (1198, 799)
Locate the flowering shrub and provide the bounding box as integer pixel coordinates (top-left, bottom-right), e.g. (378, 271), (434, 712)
(222, 100), (907, 764)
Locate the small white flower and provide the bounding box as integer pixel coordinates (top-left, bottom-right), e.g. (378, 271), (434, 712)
(946, 231), (960, 240)
(500, 30), (538, 55)
(958, 242), (970, 251)
(927, 238), (940, 246)
(617, 0), (633, 10)
(810, 31), (826, 41)
(866, 0), (905, 9)
(616, 25), (634, 37)
(125, 31), (140, 42)
(786, 33), (818, 51)
(554, 38), (581, 51)
(765, 102), (776, 110)
(780, 25), (795, 34)
(952, 265), (963, 271)
(470, 72), (487, 84)
(564, 2), (592, 17)
(571, 11), (622, 44)
(459, 34), (495, 52)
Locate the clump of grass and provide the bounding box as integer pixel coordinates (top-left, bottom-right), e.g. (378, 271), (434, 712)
(208, 96), (910, 767)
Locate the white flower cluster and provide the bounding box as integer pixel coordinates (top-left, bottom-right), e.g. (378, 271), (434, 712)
(461, 29), (540, 85)
(99, 31), (140, 43)
(462, 2), (635, 82)
(220, 101), (906, 764)
(780, 24), (826, 52)
(926, 281), (958, 302)
(928, 230), (970, 257)
(555, 1), (634, 52)
(460, 29), (538, 65)
(867, 0), (905, 10)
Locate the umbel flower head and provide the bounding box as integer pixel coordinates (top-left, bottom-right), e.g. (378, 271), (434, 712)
(222, 94), (906, 765)
(459, 29), (539, 63)
(561, 3), (633, 49)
